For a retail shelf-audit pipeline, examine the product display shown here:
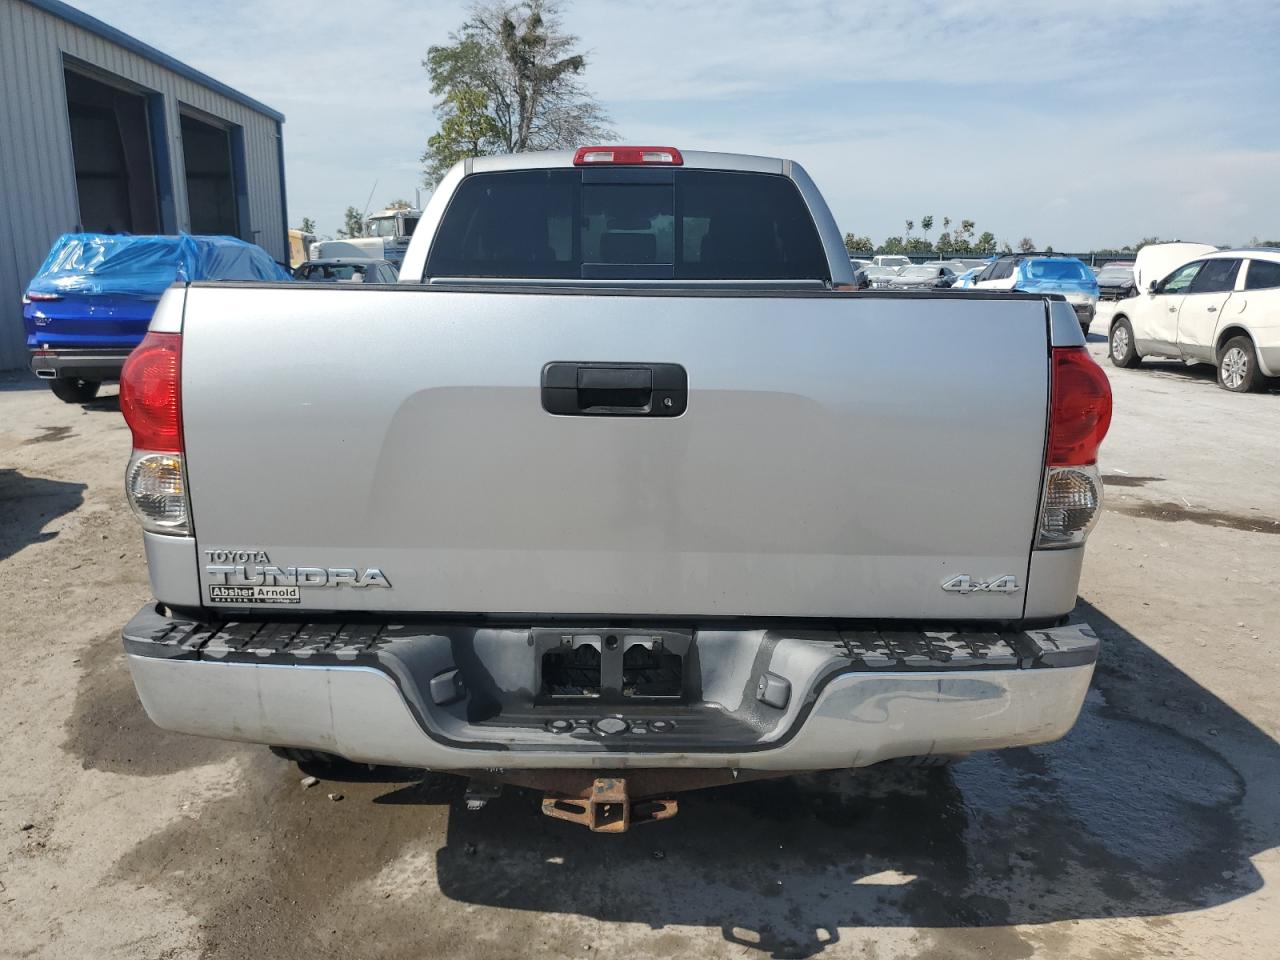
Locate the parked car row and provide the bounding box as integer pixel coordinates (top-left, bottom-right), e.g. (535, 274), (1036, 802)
(870, 253), (1101, 333)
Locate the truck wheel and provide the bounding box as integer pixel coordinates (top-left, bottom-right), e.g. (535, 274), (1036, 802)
(1217, 335), (1261, 392)
(1109, 318), (1141, 368)
(49, 377), (100, 403)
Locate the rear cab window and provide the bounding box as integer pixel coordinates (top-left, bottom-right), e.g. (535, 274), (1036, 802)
(425, 168), (829, 281)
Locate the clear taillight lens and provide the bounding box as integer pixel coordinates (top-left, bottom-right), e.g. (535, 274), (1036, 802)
(127, 450), (189, 534)
(1037, 465), (1101, 548)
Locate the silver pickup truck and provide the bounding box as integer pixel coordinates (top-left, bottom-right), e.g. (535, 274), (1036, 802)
(119, 147), (1113, 832)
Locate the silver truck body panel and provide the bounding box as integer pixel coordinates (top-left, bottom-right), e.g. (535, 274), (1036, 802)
(1022, 547), (1084, 620)
(143, 532), (201, 608)
(1049, 299), (1087, 347)
(178, 285), (1053, 620)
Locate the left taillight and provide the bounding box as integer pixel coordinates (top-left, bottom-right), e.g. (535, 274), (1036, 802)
(121, 332), (189, 535)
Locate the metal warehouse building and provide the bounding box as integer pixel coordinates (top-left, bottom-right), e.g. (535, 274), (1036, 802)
(0, 0), (287, 369)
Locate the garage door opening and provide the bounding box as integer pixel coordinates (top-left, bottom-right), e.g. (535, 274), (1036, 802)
(181, 112), (241, 236)
(64, 68), (161, 234)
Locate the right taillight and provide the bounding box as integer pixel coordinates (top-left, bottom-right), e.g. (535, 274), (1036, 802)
(121, 332), (190, 535)
(1038, 347), (1113, 549)
(1047, 347), (1111, 467)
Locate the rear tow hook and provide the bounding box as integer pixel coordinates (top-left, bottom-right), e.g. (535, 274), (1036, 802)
(540, 777), (678, 833)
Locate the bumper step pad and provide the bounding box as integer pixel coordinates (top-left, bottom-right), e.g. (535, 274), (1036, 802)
(125, 610), (1095, 672)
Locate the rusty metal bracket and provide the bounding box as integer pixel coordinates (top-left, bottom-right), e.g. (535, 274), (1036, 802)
(540, 777), (678, 833)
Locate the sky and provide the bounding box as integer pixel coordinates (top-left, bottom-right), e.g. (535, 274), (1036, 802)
(67, 0), (1280, 249)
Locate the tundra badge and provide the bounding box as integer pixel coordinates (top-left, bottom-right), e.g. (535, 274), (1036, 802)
(204, 549), (391, 604)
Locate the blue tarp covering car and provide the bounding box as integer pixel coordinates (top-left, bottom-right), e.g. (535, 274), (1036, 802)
(23, 233), (290, 402)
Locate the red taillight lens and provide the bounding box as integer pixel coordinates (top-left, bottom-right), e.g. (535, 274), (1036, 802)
(1048, 347), (1112, 466)
(25, 291), (62, 302)
(573, 145), (684, 166)
(120, 332), (182, 453)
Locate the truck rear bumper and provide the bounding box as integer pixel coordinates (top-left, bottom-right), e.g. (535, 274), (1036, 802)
(122, 604), (1098, 771)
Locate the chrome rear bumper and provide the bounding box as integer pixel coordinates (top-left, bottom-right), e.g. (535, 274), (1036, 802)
(122, 604), (1098, 771)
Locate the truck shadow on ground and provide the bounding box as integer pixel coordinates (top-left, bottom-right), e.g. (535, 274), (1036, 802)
(0, 468), (85, 563)
(104, 600), (1278, 960)
(404, 600), (1276, 958)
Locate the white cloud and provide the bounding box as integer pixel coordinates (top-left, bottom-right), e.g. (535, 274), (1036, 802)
(64, 0), (1280, 246)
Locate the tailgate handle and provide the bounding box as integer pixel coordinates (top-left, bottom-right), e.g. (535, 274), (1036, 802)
(541, 362), (687, 417)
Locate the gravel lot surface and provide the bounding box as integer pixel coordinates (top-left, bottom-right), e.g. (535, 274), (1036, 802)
(2, 337), (1278, 959)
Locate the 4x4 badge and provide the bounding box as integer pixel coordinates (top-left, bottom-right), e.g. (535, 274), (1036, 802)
(941, 574), (1020, 595)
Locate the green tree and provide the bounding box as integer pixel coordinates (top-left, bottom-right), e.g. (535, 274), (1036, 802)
(1018, 236), (1036, 254)
(299, 217), (316, 234)
(905, 219), (914, 238)
(974, 231), (997, 255)
(879, 236), (906, 254)
(935, 231), (953, 255)
(920, 215), (934, 237)
(337, 206), (365, 239)
(1000, 240), (1013, 254)
(904, 236), (934, 255)
(843, 233), (874, 255)
(387, 199), (413, 210)
(422, 88), (504, 184)
(423, 0), (613, 182)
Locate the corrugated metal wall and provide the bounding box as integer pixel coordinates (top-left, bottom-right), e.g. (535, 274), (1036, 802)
(0, 0), (286, 369)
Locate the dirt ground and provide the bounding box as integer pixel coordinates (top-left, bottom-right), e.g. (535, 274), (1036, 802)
(2, 338), (1278, 960)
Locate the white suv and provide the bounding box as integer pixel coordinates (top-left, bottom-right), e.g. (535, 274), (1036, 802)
(1108, 249), (1280, 392)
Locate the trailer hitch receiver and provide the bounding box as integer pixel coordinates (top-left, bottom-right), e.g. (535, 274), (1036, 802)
(540, 777), (677, 833)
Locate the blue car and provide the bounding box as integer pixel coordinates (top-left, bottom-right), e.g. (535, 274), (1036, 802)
(24, 233), (290, 402)
(970, 255), (1100, 332)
